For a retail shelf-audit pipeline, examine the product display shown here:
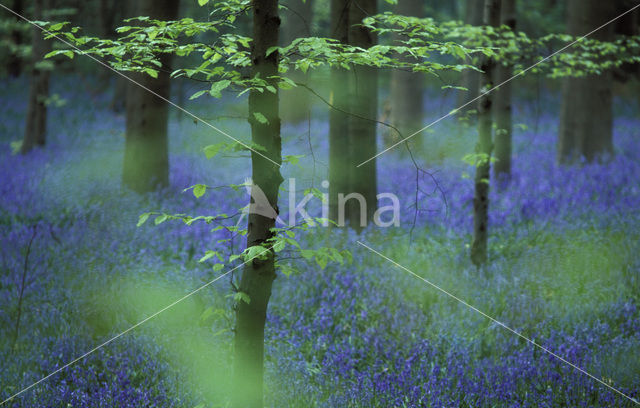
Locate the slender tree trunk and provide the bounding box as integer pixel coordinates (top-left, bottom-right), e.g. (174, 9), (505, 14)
(97, 0), (122, 87)
(21, 0), (52, 154)
(493, 0), (515, 180)
(612, 1), (639, 83)
(328, 0), (351, 224)
(347, 0), (377, 230)
(470, 0), (501, 267)
(122, 0), (178, 192)
(110, 0), (131, 113)
(231, 0), (282, 407)
(558, 0), (614, 164)
(7, 0), (24, 77)
(388, 0), (424, 153)
(280, 0), (313, 123)
(457, 0), (484, 113)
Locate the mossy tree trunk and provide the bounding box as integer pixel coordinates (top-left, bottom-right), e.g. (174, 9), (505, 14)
(21, 0), (52, 154)
(122, 0), (178, 192)
(493, 0), (515, 181)
(457, 0), (484, 114)
(558, 0), (614, 164)
(7, 0), (24, 77)
(328, 0), (351, 223)
(231, 0), (283, 407)
(388, 0), (424, 153)
(470, 0), (501, 267)
(346, 0), (377, 230)
(280, 0), (313, 123)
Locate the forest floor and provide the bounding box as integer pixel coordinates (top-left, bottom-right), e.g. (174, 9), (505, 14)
(1, 75), (640, 407)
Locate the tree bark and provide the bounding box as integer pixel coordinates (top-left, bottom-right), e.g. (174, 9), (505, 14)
(280, 0), (313, 123)
(21, 0), (52, 154)
(388, 0), (424, 153)
(558, 0), (615, 164)
(7, 0), (24, 77)
(493, 0), (515, 180)
(457, 0), (484, 113)
(328, 0), (351, 224)
(122, 0), (178, 192)
(231, 0), (283, 407)
(470, 0), (501, 267)
(97, 0), (123, 87)
(346, 0), (377, 230)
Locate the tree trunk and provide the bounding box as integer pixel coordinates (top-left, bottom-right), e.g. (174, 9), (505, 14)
(493, 0), (515, 180)
(21, 0), (52, 154)
(280, 0), (313, 123)
(388, 0), (424, 153)
(558, 0), (614, 164)
(7, 0), (24, 77)
(122, 0), (178, 192)
(231, 0), (282, 407)
(612, 1), (639, 83)
(470, 0), (501, 267)
(97, 0), (122, 87)
(346, 0), (377, 230)
(328, 0), (351, 224)
(110, 0), (132, 113)
(457, 0), (484, 113)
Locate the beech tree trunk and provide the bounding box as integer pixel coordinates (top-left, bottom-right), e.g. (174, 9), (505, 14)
(470, 0), (501, 267)
(280, 0), (313, 123)
(231, 0), (283, 407)
(493, 0), (515, 180)
(7, 0), (24, 77)
(21, 0), (52, 154)
(388, 0), (424, 153)
(346, 0), (377, 229)
(122, 0), (178, 192)
(328, 0), (351, 223)
(97, 0), (123, 87)
(457, 0), (484, 113)
(558, 0), (614, 164)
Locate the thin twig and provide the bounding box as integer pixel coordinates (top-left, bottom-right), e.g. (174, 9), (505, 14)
(12, 225), (38, 351)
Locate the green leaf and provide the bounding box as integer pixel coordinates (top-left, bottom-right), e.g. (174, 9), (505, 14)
(189, 90), (207, 100)
(300, 249), (314, 260)
(213, 263), (224, 272)
(284, 154), (305, 165)
(137, 213), (150, 227)
(144, 68), (158, 78)
(199, 250), (217, 263)
(253, 112), (269, 124)
(193, 184), (206, 198)
(234, 292), (251, 304)
(49, 22), (67, 31)
(203, 143), (225, 159)
(316, 252), (328, 269)
(197, 0), (209, 5)
(278, 77), (296, 90)
(244, 245), (269, 261)
(273, 239), (285, 253)
(154, 214), (168, 225)
(209, 79), (231, 98)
